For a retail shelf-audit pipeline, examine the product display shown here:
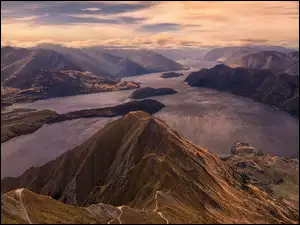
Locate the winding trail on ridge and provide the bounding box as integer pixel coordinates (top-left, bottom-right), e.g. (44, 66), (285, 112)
(154, 191), (169, 224)
(15, 189), (33, 224)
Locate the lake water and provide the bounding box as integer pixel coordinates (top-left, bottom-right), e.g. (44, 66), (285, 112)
(2, 62), (299, 178)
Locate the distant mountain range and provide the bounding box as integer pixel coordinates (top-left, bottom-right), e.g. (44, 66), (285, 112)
(1, 44), (185, 82)
(204, 46), (294, 61)
(230, 50), (299, 76)
(1, 111), (298, 223)
(185, 64), (299, 116)
(204, 46), (299, 75)
(1, 45), (185, 103)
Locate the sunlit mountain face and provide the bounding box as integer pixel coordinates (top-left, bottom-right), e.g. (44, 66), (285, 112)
(1, 1), (299, 49)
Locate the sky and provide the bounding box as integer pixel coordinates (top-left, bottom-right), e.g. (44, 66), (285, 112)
(1, 1), (299, 49)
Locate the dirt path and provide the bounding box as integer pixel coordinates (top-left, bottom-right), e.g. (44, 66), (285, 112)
(15, 189), (33, 224)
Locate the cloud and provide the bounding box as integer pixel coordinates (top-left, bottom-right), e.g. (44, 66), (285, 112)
(36, 14), (119, 25)
(15, 14), (49, 21)
(81, 8), (102, 11)
(240, 38), (269, 45)
(1, 1), (299, 49)
(139, 23), (181, 32)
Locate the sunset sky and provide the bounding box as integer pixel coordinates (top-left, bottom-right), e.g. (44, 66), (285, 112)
(1, 1), (299, 49)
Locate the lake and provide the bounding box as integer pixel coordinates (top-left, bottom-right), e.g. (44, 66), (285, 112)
(2, 62), (299, 178)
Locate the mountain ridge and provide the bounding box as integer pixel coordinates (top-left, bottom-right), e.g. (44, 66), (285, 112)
(1, 111), (298, 224)
(203, 46), (298, 75)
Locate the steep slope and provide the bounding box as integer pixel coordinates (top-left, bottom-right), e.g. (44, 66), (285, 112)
(203, 46), (298, 76)
(204, 46), (293, 62)
(93, 48), (186, 73)
(1, 188), (169, 224)
(80, 48), (149, 77)
(1, 47), (81, 82)
(185, 64), (299, 116)
(2, 45), (184, 81)
(1, 111), (298, 223)
(36, 44), (185, 77)
(36, 44), (149, 77)
(229, 51), (299, 76)
(204, 46), (254, 62)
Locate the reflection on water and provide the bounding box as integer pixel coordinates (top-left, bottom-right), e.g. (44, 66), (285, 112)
(1, 63), (299, 178)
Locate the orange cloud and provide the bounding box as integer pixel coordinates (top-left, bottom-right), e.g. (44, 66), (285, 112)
(1, 1), (299, 48)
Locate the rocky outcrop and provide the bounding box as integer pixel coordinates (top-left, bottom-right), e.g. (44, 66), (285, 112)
(230, 142), (264, 156)
(130, 87), (177, 99)
(161, 72), (184, 78)
(185, 64), (299, 116)
(224, 142), (299, 210)
(1, 112), (298, 224)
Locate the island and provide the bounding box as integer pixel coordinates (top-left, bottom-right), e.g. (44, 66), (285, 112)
(161, 72), (184, 78)
(129, 87), (178, 99)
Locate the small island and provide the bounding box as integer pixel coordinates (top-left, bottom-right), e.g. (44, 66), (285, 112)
(161, 72), (184, 78)
(129, 87), (178, 99)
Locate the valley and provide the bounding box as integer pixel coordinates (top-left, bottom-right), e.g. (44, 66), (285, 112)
(1, 1), (299, 224)
(1, 66), (299, 179)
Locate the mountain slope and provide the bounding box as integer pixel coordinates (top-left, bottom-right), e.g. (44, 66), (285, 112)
(203, 46), (298, 75)
(1, 47), (81, 82)
(1, 188), (170, 224)
(204, 46), (293, 62)
(185, 64), (299, 116)
(36, 44), (185, 77)
(98, 48), (186, 73)
(229, 51), (299, 76)
(2, 45), (184, 82)
(1, 111), (298, 224)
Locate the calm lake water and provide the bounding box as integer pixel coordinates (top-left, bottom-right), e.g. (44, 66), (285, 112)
(2, 61), (299, 178)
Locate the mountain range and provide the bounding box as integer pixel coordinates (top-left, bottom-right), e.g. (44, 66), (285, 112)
(33, 44), (185, 77)
(1, 45), (186, 103)
(1, 111), (298, 223)
(204, 46), (299, 76)
(1, 45), (185, 81)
